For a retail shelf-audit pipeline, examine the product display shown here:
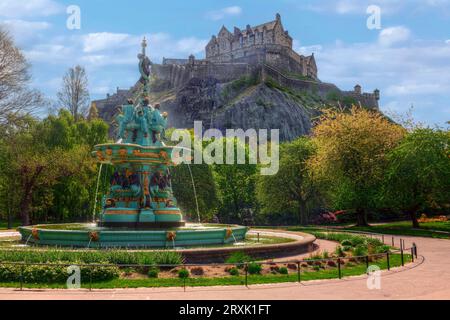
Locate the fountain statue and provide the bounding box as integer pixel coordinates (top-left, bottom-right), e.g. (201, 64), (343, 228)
(93, 38), (183, 228)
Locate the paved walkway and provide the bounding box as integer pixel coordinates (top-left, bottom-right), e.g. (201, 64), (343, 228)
(0, 233), (449, 300)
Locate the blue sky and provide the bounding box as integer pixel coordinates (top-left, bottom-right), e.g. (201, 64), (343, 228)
(1, 0), (450, 126)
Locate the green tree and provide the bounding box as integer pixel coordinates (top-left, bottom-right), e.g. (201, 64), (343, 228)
(381, 128), (450, 228)
(171, 163), (218, 222)
(309, 107), (405, 226)
(256, 137), (320, 225)
(165, 128), (219, 222)
(212, 138), (258, 224)
(0, 110), (109, 225)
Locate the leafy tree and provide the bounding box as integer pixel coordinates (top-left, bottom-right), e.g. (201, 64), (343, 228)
(381, 128), (450, 228)
(0, 110), (108, 225)
(171, 163), (219, 223)
(0, 27), (45, 127)
(212, 138), (258, 224)
(57, 65), (90, 121)
(309, 107), (405, 226)
(256, 137), (320, 225)
(165, 128), (219, 222)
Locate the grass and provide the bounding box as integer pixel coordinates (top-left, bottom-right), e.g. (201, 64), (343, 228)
(348, 221), (450, 239)
(0, 220), (21, 230)
(279, 221), (450, 240)
(0, 248), (183, 265)
(0, 254), (408, 289)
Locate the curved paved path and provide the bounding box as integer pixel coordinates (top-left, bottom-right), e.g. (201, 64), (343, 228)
(0, 234), (449, 300)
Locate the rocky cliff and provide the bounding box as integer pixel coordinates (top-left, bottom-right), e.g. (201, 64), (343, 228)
(96, 66), (379, 142)
(152, 76), (317, 141)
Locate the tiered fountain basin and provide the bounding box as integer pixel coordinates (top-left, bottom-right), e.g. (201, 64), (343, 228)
(18, 223), (248, 248)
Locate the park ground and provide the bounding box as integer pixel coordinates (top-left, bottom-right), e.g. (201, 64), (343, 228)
(0, 228), (449, 299)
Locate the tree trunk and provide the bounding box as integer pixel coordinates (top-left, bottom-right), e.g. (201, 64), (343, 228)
(298, 201), (307, 225)
(406, 208), (420, 228)
(355, 208), (368, 226)
(19, 192), (32, 226)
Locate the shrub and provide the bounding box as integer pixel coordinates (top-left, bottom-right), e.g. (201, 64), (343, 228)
(228, 267), (239, 276)
(335, 246), (346, 257)
(353, 245), (368, 257)
(0, 262), (119, 283)
(247, 262), (262, 275)
(327, 260), (337, 267)
(341, 239), (353, 247)
(278, 267), (288, 275)
(287, 263), (297, 270)
(190, 267), (204, 276)
(147, 267), (159, 278)
(226, 252), (251, 267)
(0, 249), (183, 265)
(178, 268), (189, 279)
(342, 245), (352, 252)
(375, 245), (391, 254)
(313, 266), (320, 271)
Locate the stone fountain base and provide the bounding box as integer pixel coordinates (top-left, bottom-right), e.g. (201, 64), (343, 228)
(18, 224), (248, 248)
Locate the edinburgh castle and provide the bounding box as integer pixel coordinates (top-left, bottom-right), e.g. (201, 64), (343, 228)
(94, 14), (380, 141)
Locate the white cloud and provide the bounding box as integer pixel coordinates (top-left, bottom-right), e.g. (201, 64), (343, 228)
(83, 33), (134, 53)
(1, 19), (51, 44)
(293, 40), (323, 55)
(378, 26), (411, 47)
(300, 0), (450, 15)
(446, 39), (450, 44)
(0, 0), (63, 18)
(205, 6), (242, 21)
(175, 37), (208, 55)
(302, 37), (450, 125)
(301, 0), (404, 15)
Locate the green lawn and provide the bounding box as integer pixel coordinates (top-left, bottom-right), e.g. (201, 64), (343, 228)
(348, 221), (450, 239)
(0, 254), (408, 289)
(280, 220), (450, 239)
(0, 220), (21, 230)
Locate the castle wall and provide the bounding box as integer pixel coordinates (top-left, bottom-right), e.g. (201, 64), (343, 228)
(152, 62), (253, 89)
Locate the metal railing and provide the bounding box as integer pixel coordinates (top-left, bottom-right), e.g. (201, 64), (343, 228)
(0, 241), (418, 291)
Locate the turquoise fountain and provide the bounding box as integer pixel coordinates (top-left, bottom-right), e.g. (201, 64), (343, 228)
(18, 39), (248, 248)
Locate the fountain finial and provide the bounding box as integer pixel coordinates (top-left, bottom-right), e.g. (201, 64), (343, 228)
(141, 37), (147, 56)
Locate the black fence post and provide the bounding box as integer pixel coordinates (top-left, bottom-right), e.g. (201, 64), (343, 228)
(297, 262), (301, 283)
(338, 259), (342, 279)
(392, 236), (395, 246)
(245, 263), (248, 288)
(411, 247), (414, 262)
(20, 265), (24, 291)
(382, 235), (385, 244)
(400, 238), (403, 251)
(401, 247), (404, 267)
(257, 233), (260, 243)
(386, 252), (390, 271)
(365, 256), (369, 273)
(413, 243), (418, 258)
(89, 269), (93, 291)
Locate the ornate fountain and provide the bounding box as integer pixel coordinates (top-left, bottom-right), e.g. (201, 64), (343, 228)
(94, 37), (183, 229)
(17, 39), (248, 248)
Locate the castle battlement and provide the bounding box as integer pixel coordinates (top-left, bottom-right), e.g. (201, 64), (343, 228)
(161, 14), (317, 81)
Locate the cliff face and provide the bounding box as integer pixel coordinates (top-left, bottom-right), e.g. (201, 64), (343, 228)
(95, 64), (379, 142)
(152, 76), (318, 141)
